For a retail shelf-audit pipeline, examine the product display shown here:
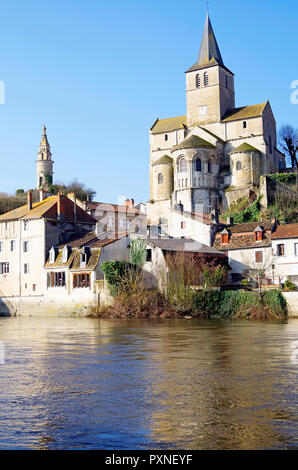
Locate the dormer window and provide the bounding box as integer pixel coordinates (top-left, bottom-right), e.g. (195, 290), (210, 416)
(196, 74), (200, 88)
(62, 245), (71, 263)
(80, 247), (90, 268)
(254, 226), (263, 241)
(221, 229), (229, 244)
(49, 247), (58, 264)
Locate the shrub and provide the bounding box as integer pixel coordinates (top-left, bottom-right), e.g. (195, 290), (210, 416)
(283, 280), (297, 292)
(101, 260), (136, 296)
(192, 289), (287, 319)
(130, 238), (147, 267)
(268, 173), (296, 186)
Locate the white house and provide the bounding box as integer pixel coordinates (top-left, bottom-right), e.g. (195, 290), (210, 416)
(271, 224), (298, 286)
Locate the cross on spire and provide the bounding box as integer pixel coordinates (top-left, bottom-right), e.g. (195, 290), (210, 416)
(206, 0), (210, 12)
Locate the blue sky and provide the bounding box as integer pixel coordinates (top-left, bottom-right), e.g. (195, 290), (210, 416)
(0, 0), (297, 203)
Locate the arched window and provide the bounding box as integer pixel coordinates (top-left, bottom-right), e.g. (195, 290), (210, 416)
(236, 161), (242, 171)
(243, 121), (247, 129)
(196, 74), (200, 88)
(164, 134), (168, 141)
(158, 173), (163, 184)
(39, 175), (43, 187)
(195, 158), (202, 172)
(204, 72), (209, 86)
(41, 152), (44, 160)
(179, 158), (187, 173)
(207, 160), (211, 173)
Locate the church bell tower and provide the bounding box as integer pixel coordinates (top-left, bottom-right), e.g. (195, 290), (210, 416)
(36, 125), (54, 189)
(185, 13), (235, 127)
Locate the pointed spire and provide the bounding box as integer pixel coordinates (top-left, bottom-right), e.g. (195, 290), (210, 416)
(40, 124), (50, 147)
(186, 13), (228, 73)
(198, 13), (224, 66)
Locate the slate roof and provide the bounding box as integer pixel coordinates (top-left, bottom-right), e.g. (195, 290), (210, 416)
(185, 14), (233, 75)
(147, 237), (224, 255)
(229, 143), (261, 154)
(271, 223), (298, 240)
(222, 103), (267, 122)
(172, 135), (215, 151)
(151, 116), (186, 134)
(0, 195), (96, 224)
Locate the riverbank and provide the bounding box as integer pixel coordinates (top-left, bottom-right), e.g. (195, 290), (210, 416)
(89, 289), (288, 320)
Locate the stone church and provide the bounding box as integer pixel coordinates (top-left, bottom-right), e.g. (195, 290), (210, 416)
(148, 13), (285, 227)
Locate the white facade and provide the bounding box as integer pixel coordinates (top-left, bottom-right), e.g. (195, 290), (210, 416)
(272, 237), (298, 285)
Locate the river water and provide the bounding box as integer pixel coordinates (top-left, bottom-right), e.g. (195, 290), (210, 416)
(0, 316), (297, 450)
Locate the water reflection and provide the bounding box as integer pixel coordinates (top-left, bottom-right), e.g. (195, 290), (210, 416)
(0, 317), (297, 449)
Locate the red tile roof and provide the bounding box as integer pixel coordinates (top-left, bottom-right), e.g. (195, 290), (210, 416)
(0, 195), (96, 225)
(86, 201), (141, 216)
(271, 223), (298, 239)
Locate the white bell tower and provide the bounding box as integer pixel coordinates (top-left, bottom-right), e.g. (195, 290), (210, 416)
(36, 125), (54, 189)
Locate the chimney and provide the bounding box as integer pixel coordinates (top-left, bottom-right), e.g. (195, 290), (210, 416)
(57, 193), (62, 220)
(211, 209), (219, 224)
(27, 190), (32, 211)
(271, 217), (279, 232)
(125, 198), (134, 207)
(227, 217), (234, 226)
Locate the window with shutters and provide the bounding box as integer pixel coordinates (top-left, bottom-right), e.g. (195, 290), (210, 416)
(196, 74), (200, 88)
(221, 234), (229, 244)
(73, 273), (91, 289)
(0, 262), (9, 274)
(255, 251), (263, 263)
(204, 72), (209, 86)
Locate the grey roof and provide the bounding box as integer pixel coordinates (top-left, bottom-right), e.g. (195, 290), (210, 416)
(198, 13), (223, 66)
(147, 237), (224, 255)
(186, 13), (230, 73)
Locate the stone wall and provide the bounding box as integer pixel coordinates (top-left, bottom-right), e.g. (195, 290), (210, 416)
(283, 292), (298, 318)
(260, 175), (297, 208)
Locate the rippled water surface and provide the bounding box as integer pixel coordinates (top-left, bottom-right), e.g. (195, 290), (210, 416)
(0, 316), (297, 450)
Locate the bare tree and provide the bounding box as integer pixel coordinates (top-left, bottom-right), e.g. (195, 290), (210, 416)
(243, 251), (272, 298)
(278, 124), (298, 169)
